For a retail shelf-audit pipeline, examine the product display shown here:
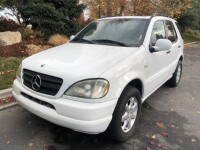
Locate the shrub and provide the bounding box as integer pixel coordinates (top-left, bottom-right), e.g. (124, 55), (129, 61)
(17, 27), (44, 40)
(0, 17), (21, 32)
(17, 28), (35, 40)
(185, 28), (195, 35)
(18, 0), (85, 37)
(182, 33), (200, 43)
(47, 34), (69, 46)
(194, 30), (200, 35)
(26, 44), (51, 56)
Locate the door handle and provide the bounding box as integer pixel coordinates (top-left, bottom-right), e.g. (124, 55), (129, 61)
(166, 50), (171, 54)
(178, 45), (181, 48)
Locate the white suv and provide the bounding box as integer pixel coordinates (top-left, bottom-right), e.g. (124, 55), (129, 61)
(13, 16), (184, 142)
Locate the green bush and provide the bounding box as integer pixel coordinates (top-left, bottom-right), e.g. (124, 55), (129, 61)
(17, 28), (45, 40)
(182, 33), (200, 43)
(194, 30), (200, 35)
(185, 28), (195, 35)
(18, 0), (85, 38)
(17, 28), (34, 40)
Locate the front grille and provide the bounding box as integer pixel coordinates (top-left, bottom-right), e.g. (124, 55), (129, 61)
(21, 92), (56, 110)
(23, 69), (63, 96)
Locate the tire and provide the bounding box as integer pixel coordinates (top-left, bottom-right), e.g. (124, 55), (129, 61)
(166, 60), (182, 87)
(107, 86), (141, 142)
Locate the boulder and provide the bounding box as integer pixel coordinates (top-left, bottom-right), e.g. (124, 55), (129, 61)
(0, 31), (22, 46)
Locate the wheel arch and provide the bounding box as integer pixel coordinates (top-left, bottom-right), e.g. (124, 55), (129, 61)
(120, 79), (144, 100)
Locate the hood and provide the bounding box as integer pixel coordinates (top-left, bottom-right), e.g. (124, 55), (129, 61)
(23, 43), (139, 95)
(24, 43), (138, 78)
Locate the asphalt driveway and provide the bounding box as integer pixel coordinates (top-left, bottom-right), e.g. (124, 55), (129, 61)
(0, 43), (200, 150)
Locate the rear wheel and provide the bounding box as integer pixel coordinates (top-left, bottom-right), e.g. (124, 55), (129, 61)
(107, 86), (141, 142)
(166, 60), (182, 87)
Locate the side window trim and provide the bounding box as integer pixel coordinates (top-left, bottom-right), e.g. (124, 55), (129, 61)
(149, 20), (166, 48)
(164, 20), (178, 44)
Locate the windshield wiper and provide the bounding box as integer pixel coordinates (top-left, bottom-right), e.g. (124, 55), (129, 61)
(71, 38), (94, 44)
(92, 39), (130, 47)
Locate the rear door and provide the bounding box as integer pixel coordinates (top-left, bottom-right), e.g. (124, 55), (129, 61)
(164, 20), (180, 73)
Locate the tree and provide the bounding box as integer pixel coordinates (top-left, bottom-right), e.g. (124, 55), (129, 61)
(82, 0), (133, 19)
(178, 0), (200, 30)
(17, 0), (85, 37)
(0, 0), (5, 6)
(83, 0), (191, 20)
(0, 0), (23, 24)
(157, 0), (191, 19)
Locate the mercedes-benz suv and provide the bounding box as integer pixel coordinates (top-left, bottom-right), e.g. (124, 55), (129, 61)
(13, 15), (184, 142)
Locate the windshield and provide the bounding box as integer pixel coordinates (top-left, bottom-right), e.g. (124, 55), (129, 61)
(71, 18), (148, 47)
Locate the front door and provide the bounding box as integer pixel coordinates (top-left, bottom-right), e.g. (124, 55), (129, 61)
(147, 20), (172, 94)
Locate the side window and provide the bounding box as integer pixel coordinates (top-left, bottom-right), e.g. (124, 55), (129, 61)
(165, 21), (178, 43)
(150, 20), (166, 46)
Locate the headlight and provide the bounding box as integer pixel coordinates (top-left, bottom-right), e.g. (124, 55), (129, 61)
(64, 79), (109, 99)
(16, 63), (22, 79)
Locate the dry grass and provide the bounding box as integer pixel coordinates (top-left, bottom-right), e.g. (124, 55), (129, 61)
(25, 44), (51, 56)
(48, 34), (69, 46)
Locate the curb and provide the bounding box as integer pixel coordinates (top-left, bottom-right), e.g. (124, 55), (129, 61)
(0, 102), (18, 110)
(0, 88), (13, 99)
(184, 41), (197, 46)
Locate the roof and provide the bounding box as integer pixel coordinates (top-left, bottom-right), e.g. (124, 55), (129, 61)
(98, 16), (151, 20)
(98, 16), (176, 22)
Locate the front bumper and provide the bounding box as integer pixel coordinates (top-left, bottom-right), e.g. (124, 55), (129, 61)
(13, 79), (117, 134)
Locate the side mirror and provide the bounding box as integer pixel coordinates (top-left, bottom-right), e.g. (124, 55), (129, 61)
(151, 39), (172, 52)
(70, 35), (75, 41)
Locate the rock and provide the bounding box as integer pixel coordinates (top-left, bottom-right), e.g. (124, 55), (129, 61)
(151, 135), (156, 139)
(191, 139), (196, 142)
(0, 40), (7, 46)
(0, 31), (22, 46)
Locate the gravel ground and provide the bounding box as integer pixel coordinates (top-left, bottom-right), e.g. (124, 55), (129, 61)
(0, 43), (200, 150)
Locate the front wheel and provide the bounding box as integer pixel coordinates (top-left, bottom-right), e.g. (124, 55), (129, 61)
(107, 86), (141, 142)
(166, 60), (182, 87)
